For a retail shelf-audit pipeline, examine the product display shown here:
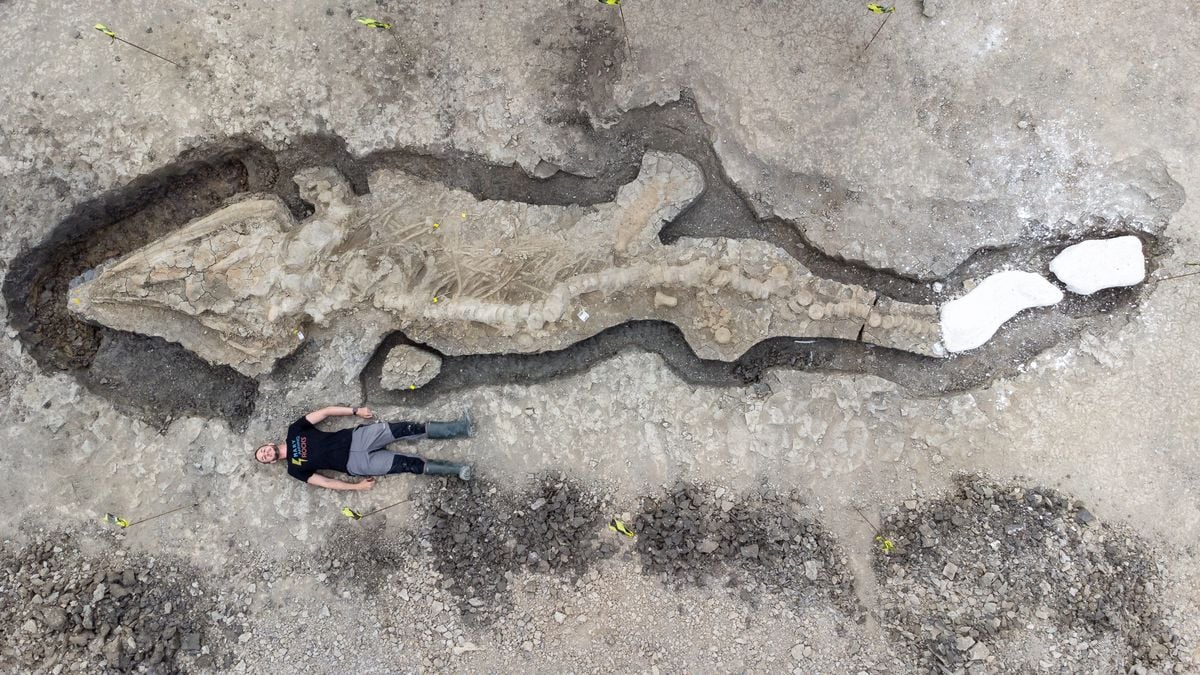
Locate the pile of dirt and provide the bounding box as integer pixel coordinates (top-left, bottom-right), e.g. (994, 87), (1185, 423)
(874, 475), (1187, 672)
(634, 482), (857, 614)
(419, 474), (616, 623)
(0, 529), (225, 672)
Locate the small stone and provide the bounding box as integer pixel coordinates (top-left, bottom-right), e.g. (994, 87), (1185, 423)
(1017, 119), (1030, 129)
(714, 327), (732, 344)
(969, 642), (991, 661)
(721, 500), (735, 513)
(41, 607), (66, 631)
(69, 633), (91, 646)
(21, 619), (38, 633)
(319, 605), (330, 618)
(1075, 508), (1096, 525)
(176, 631), (200, 652)
(804, 560), (821, 581)
(955, 636), (976, 652)
(790, 644), (806, 661)
(554, 612), (566, 624)
(740, 544), (759, 558)
(530, 498), (546, 511)
(943, 562), (959, 580)
(653, 291), (678, 308)
(697, 540), (719, 554)
(103, 638), (123, 666)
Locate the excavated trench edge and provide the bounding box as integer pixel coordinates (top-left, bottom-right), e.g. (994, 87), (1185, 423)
(2, 96), (1163, 427)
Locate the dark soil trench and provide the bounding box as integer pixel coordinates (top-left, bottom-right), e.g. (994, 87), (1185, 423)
(1, 96), (1155, 429)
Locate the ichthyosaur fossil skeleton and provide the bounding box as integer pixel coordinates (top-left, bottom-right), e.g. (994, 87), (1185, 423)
(67, 151), (943, 379)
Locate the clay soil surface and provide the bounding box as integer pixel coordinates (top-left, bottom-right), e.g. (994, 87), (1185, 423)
(1, 1), (1199, 673)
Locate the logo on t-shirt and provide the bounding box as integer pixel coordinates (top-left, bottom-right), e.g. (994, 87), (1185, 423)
(289, 436), (309, 466)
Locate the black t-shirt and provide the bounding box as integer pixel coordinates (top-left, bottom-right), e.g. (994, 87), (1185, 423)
(285, 416), (354, 482)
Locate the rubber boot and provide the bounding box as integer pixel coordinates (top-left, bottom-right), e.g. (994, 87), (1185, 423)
(426, 409), (473, 440)
(423, 460), (472, 481)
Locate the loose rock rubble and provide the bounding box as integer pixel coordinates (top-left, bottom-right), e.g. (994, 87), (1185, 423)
(634, 482), (858, 615)
(0, 529), (224, 673)
(419, 475), (615, 623)
(874, 476), (1189, 673)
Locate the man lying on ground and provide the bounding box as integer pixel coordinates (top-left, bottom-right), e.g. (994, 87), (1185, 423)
(254, 405), (472, 490)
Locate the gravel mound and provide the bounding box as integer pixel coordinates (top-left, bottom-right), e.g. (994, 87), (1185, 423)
(634, 482), (857, 614)
(874, 475), (1188, 673)
(420, 474), (616, 623)
(0, 529), (224, 673)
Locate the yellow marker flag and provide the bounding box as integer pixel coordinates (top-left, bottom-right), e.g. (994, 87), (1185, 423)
(608, 518), (635, 537)
(94, 23), (118, 39)
(103, 513), (130, 528)
(598, 0), (621, 4)
(342, 507), (363, 520)
(356, 17), (392, 30)
(867, 4), (895, 13)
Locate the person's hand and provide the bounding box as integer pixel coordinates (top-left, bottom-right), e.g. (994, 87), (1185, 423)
(357, 477), (376, 491)
(356, 407), (374, 419)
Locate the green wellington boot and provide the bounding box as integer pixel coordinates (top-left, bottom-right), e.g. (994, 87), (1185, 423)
(426, 409), (473, 439)
(423, 460), (472, 481)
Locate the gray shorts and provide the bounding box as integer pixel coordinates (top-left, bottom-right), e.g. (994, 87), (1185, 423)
(345, 422), (423, 476)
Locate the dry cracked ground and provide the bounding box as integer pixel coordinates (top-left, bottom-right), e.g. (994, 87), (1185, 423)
(1, 0), (1199, 673)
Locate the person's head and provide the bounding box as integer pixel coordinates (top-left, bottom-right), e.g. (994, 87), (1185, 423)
(255, 443), (283, 464)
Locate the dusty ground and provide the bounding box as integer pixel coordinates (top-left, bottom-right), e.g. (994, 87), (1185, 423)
(1, 0), (1199, 673)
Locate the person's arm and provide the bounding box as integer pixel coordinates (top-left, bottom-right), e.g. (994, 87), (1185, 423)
(304, 406), (374, 425)
(306, 475), (376, 491)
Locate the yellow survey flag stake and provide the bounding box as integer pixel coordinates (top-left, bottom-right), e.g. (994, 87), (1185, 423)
(596, 0), (633, 60)
(356, 16), (403, 50)
(851, 504), (895, 553)
(1153, 269), (1200, 284)
(94, 23), (184, 68)
(102, 502), (198, 529)
(341, 497), (414, 522)
(103, 513), (130, 528)
(861, 4), (896, 55)
(608, 518), (636, 537)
